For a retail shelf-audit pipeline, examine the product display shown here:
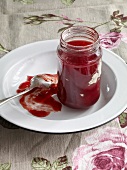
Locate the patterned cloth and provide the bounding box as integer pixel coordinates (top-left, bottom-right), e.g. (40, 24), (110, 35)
(0, 1), (127, 169)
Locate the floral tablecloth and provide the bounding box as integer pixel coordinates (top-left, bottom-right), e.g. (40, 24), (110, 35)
(1, 0), (127, 169)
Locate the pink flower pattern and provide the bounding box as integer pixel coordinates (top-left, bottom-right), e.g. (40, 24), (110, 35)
(61, 14), (70, 20)
(76, 18), (83, 22)
(72, 127), (127, 170)
(99, 32), (127, 49)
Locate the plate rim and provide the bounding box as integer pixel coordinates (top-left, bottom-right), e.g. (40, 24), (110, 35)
(0, 39), (127, 133)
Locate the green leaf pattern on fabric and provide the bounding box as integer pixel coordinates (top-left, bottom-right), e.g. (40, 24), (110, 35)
(62, 167), (72, 170)
(0, 163), (11, 170)
(31, 157), (51, 170)
(13, 0), (75, 5)
(0, 44), (10, 53)
(31, 156), (71, 170)
(0, 156), (72, 170)
(13, 0), (34, 4)
(57, 27), (70, 33)
(61, 0), (75, 5)
(52, 156), (68, 170)
(119, 111), (127, 128)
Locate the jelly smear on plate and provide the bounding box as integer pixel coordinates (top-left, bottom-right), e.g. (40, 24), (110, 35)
(17, 74), (62, 117)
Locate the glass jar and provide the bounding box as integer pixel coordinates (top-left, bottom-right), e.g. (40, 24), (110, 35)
(57, 26), (102, 109)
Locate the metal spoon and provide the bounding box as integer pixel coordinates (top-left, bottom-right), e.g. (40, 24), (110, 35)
(0, 75), (52, 106)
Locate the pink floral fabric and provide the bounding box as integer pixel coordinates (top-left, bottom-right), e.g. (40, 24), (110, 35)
(61, 14), (70, 20)
(99, 32), (127, 49)
(72, 127), (127, 170)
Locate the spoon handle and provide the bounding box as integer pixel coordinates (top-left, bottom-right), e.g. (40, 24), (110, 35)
(0, 88), (32, 106)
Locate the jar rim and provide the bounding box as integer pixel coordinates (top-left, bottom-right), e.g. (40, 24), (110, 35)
(60, 26), (100, 52)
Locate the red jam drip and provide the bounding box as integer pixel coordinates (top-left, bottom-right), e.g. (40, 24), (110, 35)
(17, 74), (62, 117)
(57, 40), (101, 109)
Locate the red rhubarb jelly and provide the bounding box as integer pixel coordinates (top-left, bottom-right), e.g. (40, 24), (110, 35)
(57, 26), (102, 109)
(17, 74), (62, 117)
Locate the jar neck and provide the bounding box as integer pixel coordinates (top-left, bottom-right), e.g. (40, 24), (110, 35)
(60, 26), (100, 54)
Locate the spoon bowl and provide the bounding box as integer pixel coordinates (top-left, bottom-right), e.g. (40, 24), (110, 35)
(0, 75), (52, 106)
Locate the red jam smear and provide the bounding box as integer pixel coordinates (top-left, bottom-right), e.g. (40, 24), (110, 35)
(57, 40), (101, 109)
(17, 74), (62, 117)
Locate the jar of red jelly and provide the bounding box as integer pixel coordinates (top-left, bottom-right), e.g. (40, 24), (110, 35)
(57, 26), (102, 109)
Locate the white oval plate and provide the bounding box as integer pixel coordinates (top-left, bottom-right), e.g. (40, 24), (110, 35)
(0, 40), (127, 133)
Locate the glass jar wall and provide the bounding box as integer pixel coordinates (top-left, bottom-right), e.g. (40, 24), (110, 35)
(57, 26), (102, 109)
